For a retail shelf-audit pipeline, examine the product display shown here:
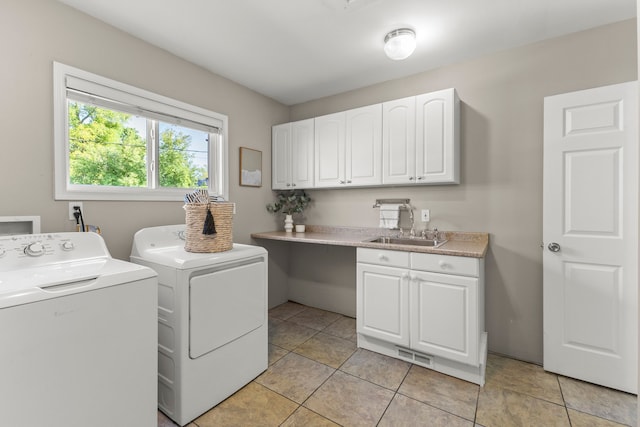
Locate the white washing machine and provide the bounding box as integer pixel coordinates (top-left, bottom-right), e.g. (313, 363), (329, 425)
(130, 224), (268, 426)
(0, 232), (157, 427)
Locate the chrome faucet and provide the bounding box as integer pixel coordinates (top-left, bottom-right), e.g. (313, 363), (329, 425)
(419, 227), (439, 242)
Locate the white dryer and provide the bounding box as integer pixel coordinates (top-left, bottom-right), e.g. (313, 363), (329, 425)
(130, 224), (268, 426)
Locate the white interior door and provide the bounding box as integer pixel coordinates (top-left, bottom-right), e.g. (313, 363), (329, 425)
(543, 81), (638, 393)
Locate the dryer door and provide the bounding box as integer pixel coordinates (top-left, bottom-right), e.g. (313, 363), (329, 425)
(189, 258), (266, 359)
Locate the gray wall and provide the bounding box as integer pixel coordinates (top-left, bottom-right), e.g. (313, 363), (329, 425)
(1, 1), (636, 365)
(286, 19), (638, 364)
(0, 0), (288, 260)
(637, 0), (640, 415)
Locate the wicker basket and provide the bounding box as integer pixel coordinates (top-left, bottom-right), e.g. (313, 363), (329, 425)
(183, 202), (233, 253)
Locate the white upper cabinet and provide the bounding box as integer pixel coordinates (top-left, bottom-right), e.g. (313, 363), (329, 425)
(274, 88), (459, 190)
(272, 123), (290, 189)
(315, 104), (382, 188)
(383, 88), (459, 185)
(415, 88), (460, 184)
(272, 119), (314, 190)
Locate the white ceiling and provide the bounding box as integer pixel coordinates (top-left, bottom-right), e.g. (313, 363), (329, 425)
(58, 0), (636, 105)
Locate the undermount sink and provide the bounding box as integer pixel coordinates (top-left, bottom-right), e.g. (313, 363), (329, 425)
(364, 236), (448, 248)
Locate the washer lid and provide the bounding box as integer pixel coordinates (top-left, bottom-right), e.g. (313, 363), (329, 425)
(0, 258), (155, 308)
(131, 225), (266, 269)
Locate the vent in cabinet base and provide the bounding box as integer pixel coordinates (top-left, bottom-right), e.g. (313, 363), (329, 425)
(397, 347), (433, 367)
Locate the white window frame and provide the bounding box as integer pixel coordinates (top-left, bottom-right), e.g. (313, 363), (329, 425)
(53, 62), (229, 201)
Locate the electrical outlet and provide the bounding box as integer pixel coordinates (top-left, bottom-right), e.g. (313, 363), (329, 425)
(68, 202), (83, 221)
(421, 209), (430, 222)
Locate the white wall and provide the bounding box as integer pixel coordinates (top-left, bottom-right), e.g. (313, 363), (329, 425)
(636, 0), (639, 418)
(0, 0), (289, 260)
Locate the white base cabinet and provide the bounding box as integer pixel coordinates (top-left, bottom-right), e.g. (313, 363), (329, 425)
(357, 248), (487, 385)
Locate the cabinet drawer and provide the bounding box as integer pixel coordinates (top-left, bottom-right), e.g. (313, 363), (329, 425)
(358, 248), (410, 268)
(411, 252), (479, 277)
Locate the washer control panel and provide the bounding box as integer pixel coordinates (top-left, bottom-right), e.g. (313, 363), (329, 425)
(0, 232), (110, 271)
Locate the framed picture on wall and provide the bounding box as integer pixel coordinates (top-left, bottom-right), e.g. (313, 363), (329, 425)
(239, 147), (262, 187)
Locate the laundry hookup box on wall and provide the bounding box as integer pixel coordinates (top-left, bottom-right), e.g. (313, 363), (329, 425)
(0, 216), (41, 236)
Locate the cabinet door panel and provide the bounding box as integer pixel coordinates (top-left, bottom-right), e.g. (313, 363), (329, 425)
(314, 112), (345, 187)
(410, 271), (478, 365)
(416, 88), (459, 184)
(346, 104), (382, 186)
(291, 119), (314, 188)
(357, 263), (409, 346)
(272, 124), (291, 190)
(383, 97), (416, 185)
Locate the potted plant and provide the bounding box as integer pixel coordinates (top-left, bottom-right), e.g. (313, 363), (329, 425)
(266, 190), (312, 232)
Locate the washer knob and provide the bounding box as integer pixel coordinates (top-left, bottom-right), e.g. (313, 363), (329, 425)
(25, 242), (45, 257)
(61, 241), (74, 251)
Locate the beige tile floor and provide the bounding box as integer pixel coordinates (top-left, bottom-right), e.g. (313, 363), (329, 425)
(158, 301), (638, 427)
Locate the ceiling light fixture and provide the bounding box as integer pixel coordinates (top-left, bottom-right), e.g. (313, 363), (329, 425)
(384, 28), (416, 61)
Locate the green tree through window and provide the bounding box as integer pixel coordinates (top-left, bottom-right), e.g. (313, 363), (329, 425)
(68, 101), (207, 188)
(68, 101), (146, 186)
(159, 125), (207, 188)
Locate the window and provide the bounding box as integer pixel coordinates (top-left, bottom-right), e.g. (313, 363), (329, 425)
(53, 62), (228, 201)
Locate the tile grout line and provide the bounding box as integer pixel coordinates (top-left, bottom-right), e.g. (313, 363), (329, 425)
(472, 380), (481, 426)
(556, 374), (574, 426)
(373, 362), (418, 426)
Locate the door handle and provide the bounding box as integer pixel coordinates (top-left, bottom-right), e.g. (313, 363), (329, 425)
(548, 242), (561, 252)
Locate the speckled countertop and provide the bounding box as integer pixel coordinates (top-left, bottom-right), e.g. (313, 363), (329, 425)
(251, 225), (489, 258)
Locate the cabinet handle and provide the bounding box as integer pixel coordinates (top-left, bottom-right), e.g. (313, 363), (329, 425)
(409, 176), (415, 181)
(339, 180), (345, 184)
(438, 260), (450, 269)
(292, 183), (296, 187)
(417, 176), (424, 181)
(402, 272), (409, 279)
(378, 254), (388, 261)
(347, 180), (352, 184)
(286, 183), (291, 187)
